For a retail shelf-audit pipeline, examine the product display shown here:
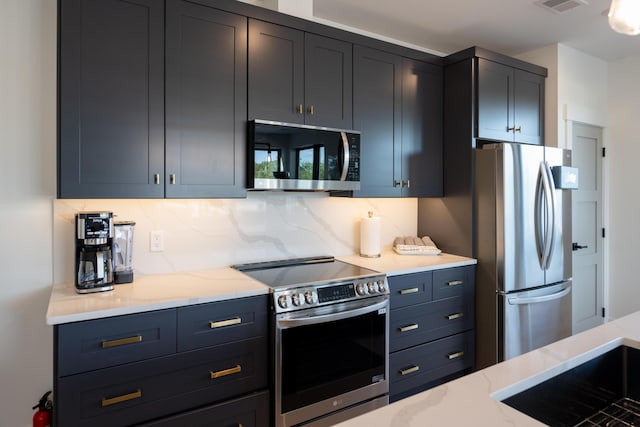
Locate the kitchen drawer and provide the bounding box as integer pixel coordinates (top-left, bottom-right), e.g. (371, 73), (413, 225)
(390, 295), (472, 352)
(433, 266), (474, 301)
(388, 271), (432, 309)
(56, 337), (268, 427)
(56, 309), (177, 376)
(140, 390), (270, 427)
(177, 295), (267, 352)
(389, 331), (474, 397)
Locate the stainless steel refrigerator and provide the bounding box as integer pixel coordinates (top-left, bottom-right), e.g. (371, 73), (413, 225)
(475, 142), (577, 369)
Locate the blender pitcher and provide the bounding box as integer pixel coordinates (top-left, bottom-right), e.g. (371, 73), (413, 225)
(113, 221), (135, 284)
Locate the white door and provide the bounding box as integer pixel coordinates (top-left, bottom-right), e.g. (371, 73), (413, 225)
(571, 123), (604, 334)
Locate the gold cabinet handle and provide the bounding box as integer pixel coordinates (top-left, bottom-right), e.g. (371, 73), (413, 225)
(296, 103), (303, 114)
(169, 174), (176, 185)
(394, 180), (404, 188)
(406, 180), (411, 189)
(101, 335), (142, 349)
(448, 351), (465, 360)
(446, 312), (464, 320)
(308, 105), (314, 115)
(399, 365), (420, 376)
(515, 126), (522, 132)
(210, 317), (242, 329)
(102, 389), (142, 407)
(399, 287), (419, 295)
(399, 323), (419, 333)
(210, 364), (242, 379)
(153, 173), (160, 185)
(446, 280), (464, 287)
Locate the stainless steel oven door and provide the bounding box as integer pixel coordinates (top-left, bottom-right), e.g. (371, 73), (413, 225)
(275, 295), (389, 427)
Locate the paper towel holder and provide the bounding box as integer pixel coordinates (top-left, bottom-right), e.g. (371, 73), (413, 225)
(360, 211), (381, 258)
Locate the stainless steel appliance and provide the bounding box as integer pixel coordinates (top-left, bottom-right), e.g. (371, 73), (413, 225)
(75, 212), (114, 293)
(248, 120), (360, 191)
(475, 143), (578, 369)
(233, 256), (389, 427)
(113, 220), (135, 284)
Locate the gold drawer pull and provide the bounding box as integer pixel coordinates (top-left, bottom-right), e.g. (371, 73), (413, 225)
(399, 365), (420, 376)
(447, 312), (464, 320)
(448, 351), (465, 360)
(101, 335), (142, 349)
(447, 280), (464, 287)
(399, 323), (419, 333)
(101, 389), (142, 407)
(210, 364), (242, 379)
(210, 317), (242, 329)
(399, 287), (419, 295)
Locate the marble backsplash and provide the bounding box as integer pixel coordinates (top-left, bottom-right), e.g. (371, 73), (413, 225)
(53, 194), (417, 284)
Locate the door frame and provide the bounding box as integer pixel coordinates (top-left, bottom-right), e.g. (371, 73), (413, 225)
(565, 120), (609, 325)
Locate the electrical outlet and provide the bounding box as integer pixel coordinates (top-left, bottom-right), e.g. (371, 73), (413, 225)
(150, 230), (164, 252)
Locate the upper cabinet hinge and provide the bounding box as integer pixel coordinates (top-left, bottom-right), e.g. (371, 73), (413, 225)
(602, 147), (606, 157)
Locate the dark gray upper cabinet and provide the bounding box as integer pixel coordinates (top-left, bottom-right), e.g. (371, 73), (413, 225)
(401, 58), (443, 197)
(165, 0), (247, 198)
(58, 0), (164, 198)
(477, 58), (545, 145)
(248, 19), (353, 129)
(353, 47), (443, 198)
(352, 46), (402, 197)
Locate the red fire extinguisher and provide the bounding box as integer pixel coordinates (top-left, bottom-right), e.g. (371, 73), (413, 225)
(32, 391), (52, 427)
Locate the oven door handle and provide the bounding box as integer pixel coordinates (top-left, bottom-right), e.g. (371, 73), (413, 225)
(277, 298), (388, 328)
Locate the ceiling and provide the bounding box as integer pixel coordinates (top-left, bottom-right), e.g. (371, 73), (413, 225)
(312, 0), (640, 61)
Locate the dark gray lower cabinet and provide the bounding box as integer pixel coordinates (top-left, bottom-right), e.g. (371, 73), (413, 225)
(53, 296), (269, 426)
(388, 266), (475, 402)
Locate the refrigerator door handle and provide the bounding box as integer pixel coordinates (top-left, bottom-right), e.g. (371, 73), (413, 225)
(507, 283), (571, 305)
(543, 161), (558, 269)
(534, 163), (546, 266)
(540, 161), (555, 269)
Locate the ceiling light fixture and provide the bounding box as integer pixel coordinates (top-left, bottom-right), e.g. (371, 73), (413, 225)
(608, 0), (640, 35)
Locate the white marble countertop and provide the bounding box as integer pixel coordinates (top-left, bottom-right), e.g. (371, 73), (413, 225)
(338, 250), (476, 276)
(335, 310), (640, 427)
(46, 251), (475, 325)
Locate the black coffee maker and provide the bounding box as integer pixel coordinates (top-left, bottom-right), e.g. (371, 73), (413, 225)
(75, 212), (115, 293)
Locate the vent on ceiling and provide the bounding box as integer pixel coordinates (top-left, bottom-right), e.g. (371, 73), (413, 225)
(535, 0), (588, 14)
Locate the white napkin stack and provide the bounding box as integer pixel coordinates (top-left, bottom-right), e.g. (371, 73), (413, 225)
(393, 236), (442, 255)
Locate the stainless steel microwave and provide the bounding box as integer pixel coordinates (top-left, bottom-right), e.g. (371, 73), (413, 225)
(247, 120), (361, 191)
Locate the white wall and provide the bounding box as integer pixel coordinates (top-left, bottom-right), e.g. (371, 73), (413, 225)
(608, 56), (640, 319)
(0, 1), (56, 425)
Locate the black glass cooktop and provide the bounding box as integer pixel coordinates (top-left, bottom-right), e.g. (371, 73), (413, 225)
(232, 256), (382, 289)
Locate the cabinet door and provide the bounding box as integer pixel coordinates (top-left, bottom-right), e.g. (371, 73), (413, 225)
(58, 0), (164, 198)
(401, 58), (443, 197)
(304, 34), (353, 128)
(165, 1), (247, 198)
(248, 19), (304, 124)
(353, 46), (402, 197)
(476, 58), (514, 143)
(514, 69), (544, 145)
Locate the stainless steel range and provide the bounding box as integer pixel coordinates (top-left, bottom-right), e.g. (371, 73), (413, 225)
(233, 256), (389, 427)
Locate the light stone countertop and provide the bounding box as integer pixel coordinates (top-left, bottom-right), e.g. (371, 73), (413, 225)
(47, 251), (475, 325)
(334, 310), (640, 427)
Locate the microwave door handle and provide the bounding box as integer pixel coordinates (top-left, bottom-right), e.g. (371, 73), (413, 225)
(339, 132), (349, 181)
(277, 298), (387, 328)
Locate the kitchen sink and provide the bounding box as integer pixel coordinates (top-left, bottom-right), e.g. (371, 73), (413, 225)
(495, 340), (640, 426)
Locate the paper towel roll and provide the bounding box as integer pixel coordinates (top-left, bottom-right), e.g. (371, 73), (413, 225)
(360, 213), (381, 258)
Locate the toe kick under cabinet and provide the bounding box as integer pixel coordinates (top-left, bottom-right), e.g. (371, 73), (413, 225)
(53, 296), (269, 427)
(388, 266), (475, 402)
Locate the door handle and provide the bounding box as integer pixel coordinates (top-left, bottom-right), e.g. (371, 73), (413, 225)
(572, 242), (588, 251)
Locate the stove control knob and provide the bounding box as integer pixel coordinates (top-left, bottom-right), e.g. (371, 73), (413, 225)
(304, 290), (316, 305)
(291, 292), (303, 307)
(367, 282), (377, 294)
(377, 280), (386, 293)
(356, 283), (366, 296)
(278, 295), (289, 309)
